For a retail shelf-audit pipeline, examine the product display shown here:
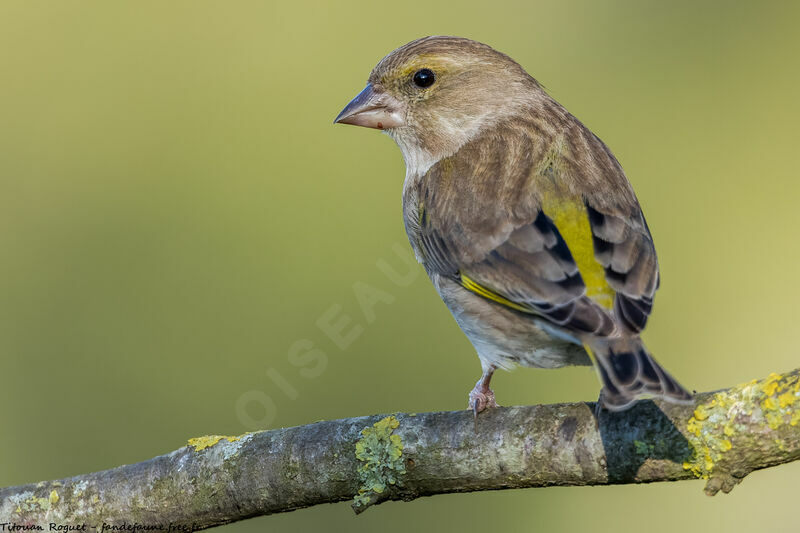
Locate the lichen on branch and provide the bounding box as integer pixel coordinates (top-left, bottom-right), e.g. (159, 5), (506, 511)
(353, 415), (406, 512)
(2, 368), (800, 530)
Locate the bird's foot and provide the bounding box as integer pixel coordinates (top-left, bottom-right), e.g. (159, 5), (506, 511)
(594, 391), (605, 420)
(468, 387), (497, 432)
(468, 386), (498, 416)
(467, 366), (498, 430)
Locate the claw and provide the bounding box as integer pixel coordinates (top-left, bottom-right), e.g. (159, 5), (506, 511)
(468, 385), (497, 432)
(467, 366), (498, 431)
(594, 389), (606, 422)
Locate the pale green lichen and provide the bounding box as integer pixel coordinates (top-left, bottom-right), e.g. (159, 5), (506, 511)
(11, 491), (50, 514)
(683, 371), (800, 481)
(353, 416), (406, 510)
(73, 480), (89, 497)
(633, 440), (654, 456)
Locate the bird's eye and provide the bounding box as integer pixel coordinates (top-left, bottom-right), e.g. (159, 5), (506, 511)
(412, 68), (436, 88)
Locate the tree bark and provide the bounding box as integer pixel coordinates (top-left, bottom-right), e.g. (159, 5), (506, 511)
(2, 369), (799, 530)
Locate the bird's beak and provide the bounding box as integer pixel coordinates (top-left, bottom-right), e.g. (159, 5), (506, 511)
(333, 84), (405, 130)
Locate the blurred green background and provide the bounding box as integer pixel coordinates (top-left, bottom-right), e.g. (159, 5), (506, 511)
(2, 0), (799, 531)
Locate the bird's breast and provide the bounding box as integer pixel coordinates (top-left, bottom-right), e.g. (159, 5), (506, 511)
(401, 171), (428, 266)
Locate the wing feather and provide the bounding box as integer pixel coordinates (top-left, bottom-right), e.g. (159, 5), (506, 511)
(585, 204), (660, 333)
(406, 112), (659, 339)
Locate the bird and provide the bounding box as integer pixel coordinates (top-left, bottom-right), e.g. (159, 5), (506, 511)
(334, 36), (693, 416)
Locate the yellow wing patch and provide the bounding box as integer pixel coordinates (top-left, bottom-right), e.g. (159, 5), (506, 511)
(459, 197), (614, 313)
(541, 195), (615, 309)
(459, 273), (536, 314)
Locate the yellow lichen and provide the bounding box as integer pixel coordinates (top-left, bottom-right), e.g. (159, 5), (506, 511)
(687, 417), (703, 437)
(684, 398), (727, 479)
(778, 392), (796, 408)
(187, 434), (242, 452)
(703, 450), (714, 472)
(758, 371), (800, 429)
(761, 373), (781, 396)
(693, 404), (710, 421)
(684, 370), (800, 481)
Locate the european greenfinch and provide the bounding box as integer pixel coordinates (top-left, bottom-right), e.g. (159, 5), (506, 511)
(335, 36), (692, 414)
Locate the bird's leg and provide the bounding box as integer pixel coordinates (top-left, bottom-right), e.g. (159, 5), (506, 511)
(468, 365), (498, 421)
(594, 389), (607, 420)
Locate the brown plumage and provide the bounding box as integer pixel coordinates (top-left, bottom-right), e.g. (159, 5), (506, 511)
(335, 36), (692, 413)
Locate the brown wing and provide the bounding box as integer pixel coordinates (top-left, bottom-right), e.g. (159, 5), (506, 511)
(407, 108), (654, 338)
(463, 211), (618, 336)
(409, 118), (617, 337)
(585, 203), (659, 333)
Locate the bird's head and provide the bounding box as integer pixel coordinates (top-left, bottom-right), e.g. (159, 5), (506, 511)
(335, 36), (541, 171)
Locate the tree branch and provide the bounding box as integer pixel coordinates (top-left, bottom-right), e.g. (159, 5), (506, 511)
(3, 369), (800, 529)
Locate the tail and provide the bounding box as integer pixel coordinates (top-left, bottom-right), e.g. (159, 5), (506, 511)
(586, 337), (693, 412)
